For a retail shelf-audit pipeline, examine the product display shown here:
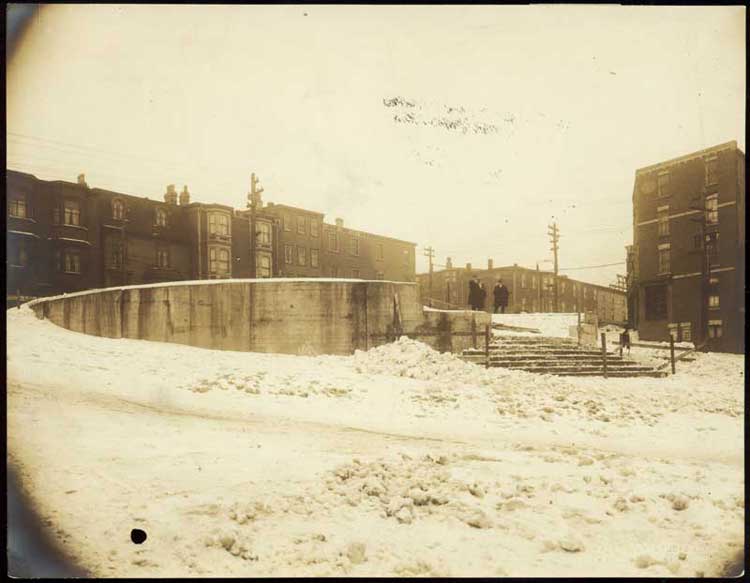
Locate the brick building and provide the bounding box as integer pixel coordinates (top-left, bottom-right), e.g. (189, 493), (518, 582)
(628, 141), (745, 353)
(6, 170), (416, 304)
(417, 259), (627, 323)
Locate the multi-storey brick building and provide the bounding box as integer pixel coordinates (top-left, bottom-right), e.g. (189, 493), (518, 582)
(417, 259), (627, 323)
(628, 141), (745, 353)
(6, 170), (416, 304)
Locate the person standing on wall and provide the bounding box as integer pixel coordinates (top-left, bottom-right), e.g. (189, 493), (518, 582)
(468, 276), (480, 311)
(493, 279), (510, 314)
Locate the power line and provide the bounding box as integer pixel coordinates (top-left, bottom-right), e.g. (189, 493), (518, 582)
(559, 261), (625, 271)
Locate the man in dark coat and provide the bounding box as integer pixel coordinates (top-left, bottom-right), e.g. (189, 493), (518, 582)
(468, 276), (480, 311)
(479, 282), (487, 311)
(493, 279), (510, 313)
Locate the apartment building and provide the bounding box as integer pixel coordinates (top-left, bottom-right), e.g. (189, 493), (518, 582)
(6, 170), (417, 304)
(417, 259), (627, 323)
(628, 141), (745, 352)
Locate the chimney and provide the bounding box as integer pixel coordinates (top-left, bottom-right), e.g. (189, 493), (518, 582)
(465, 262), (472, 271)
(179, 185), (190, 206)
(164, 184), (177, 205)
(77, 173), (88, 187)
(488, 258), (494, 270)
(446, 257), (453, 269)
(335, 218), (344, 228)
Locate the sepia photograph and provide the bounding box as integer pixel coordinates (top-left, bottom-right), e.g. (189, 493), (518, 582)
(5, 3), (746, 578)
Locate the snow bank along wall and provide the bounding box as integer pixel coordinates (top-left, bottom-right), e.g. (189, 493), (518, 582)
(28, 280), (489, 356)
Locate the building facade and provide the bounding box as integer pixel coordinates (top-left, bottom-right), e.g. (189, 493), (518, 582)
(417, 259), (627, 324)
(6, 170), (416, 304)
(628, 141), (745, 353)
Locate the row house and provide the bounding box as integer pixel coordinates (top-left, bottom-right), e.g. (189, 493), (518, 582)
(6, 170), (417, 304)
(416, 259), (627, 323)
(629, 141), (745, 353)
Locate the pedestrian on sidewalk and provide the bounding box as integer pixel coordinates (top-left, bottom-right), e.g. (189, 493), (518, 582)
(493, 279), (509, 314)
(619, 326), (632, 356)
(478, 282), (487, 311)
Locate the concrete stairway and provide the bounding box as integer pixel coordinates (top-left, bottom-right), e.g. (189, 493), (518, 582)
(461, 335), (667, 378)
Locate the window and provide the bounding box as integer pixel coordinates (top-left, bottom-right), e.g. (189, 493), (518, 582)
(284, 245), (293, 264)
(376, 243), (384, 261)
(297, 216), (306, 235)
(109, 241), (123, 268)
(256, 222), (272, 246)
(154, 207), (167, 227)
(532, 277), (537, 290)
(209, 247), (230, 275)
(560, 281), (566, 294)
(331, 266), (339, 277)
(350, 234), (360, 256)
(705, 157), (718, 186)
(209, 213), (230, 236)
(694, 234), (703, 250)
(310, 249), (319, 268)
(657, 206), (670, 236)
(521, 297), (527, 311)
(62, 249), (81, 274)
(156, 246), (170, 268)
(310, 221), (319, 237)
(708, 320), (723, 338)
(113, 199), (125, 220)
(256, 253), (272, 278)
(668, 323), (679, 340)
(352, 269), (360, 278)
(328, 229), (340, 253)
(645, 285), (667, 320)
(705, 232), (719, 262)
(284, 215), (292, 232)
(297, 246), (307, 266)
(9, 195), (28, 218)
(708, 294), (720, 309)
(376, 271), (384, 280)
(64, 199), (81, 226)
(657, 172), (670, 197)
(402, 248), (410, 266)
(11, 238), (30, 266)
(561, 301), (566, 312)
(705, 196), (718, 225)
(657, 243), (670, 274)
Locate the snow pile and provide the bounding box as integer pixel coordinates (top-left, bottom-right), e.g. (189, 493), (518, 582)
(352, 336), (482, 381)
(493, 313), (579, 337)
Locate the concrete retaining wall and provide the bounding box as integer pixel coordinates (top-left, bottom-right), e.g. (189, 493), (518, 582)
(29, 280), (472, 356)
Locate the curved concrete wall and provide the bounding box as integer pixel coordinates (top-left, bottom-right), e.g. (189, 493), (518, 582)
(29, 280), (426, 356)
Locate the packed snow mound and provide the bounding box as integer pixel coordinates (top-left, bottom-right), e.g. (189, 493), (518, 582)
(352, 336), (479, 381)
(492, 313), (579, 337)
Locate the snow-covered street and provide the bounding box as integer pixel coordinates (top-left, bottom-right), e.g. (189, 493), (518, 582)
(6, 306), (745, 577)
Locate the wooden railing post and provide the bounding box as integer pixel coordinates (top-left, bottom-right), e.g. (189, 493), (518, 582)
(669, 335), (676, 375)
(601, 332), (608, 379)
(471, 314), (477, 349)
(485, 324), (490, 368)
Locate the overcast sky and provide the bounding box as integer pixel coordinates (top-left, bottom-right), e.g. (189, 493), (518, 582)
(7, 5), (745, 285)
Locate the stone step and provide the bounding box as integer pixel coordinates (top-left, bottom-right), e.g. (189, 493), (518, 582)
(488, 364), (660, 374)
(488, 360), (645, 368)
(463, 355), (630, 364)
(465, 349), (621, 358)
(552, 370), (667, 378)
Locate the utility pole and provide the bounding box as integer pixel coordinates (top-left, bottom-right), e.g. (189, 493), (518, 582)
(248, 173), (264, 278)
(423, 246), (435, 307)
(548, 222), (560, 312)
(689, 192), (711, 347)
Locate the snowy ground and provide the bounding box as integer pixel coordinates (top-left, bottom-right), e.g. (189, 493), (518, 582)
(6, 306), (745, 577)
(492, 312), (579, 336)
